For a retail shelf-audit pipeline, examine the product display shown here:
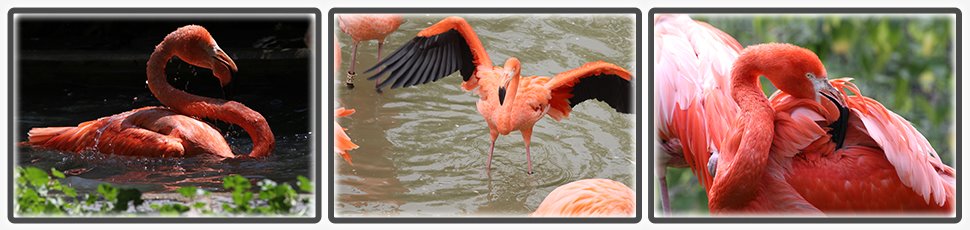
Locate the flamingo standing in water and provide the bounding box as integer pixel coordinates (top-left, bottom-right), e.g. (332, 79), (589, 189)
(532, 179), (635, 217)
(653, 14), (741, 214)
(366, 16), (634, 174)
(706, 43), (955, 214)
(27, 25), (274, 158)
(337, 14), (404, 88)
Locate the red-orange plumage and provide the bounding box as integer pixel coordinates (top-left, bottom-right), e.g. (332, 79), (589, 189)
(334, 107), (358, 164)
(368, 17), (634, 174)
(707, 43), (954, 215)
(532, 179), (635, 217)
(28, 25), (274, 158)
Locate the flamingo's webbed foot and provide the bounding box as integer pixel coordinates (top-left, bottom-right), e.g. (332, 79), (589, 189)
(346, 71), (356, 88)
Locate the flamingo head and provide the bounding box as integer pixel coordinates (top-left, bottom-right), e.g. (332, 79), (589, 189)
(497, 57), (522, 105)
(167, 25), (238, 87)
(743, 43), (845, 108)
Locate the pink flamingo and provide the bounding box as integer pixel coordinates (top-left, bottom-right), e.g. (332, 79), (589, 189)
(365, 16), (633, 174)
(706, 43), (954, 214)
(654, 14), (741, 214)
(338, 14), (404, 88)
(27, 25), (274, 158)
(532, 179), (635, 217)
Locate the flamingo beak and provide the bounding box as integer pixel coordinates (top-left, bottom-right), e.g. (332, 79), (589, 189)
(813, 76), (845, 109)
(212, 48), (237, 87)
(498, 73), (512, 105)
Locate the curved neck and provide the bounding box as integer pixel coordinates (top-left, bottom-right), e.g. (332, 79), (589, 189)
(147, 41), (275, 157)
(503, 74), (520, 114)
(708, 63), (774, 211)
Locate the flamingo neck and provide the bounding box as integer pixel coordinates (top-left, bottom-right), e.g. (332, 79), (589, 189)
(708, 63), (774, 211)
(147, 41), (275, 157)
(503, 74), (520, 114)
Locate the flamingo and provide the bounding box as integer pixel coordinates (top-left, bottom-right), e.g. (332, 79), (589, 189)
(653, 14), (741, 214)
(27, 25), (275, 158)
(531, 179), (635, 217)
(365, 16), (634, 174)
(334, 107), (359, 164)
(337, 14), (404, 88)
(706, 43), (955, 214)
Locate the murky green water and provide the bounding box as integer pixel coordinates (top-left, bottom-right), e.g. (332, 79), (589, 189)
(333, 14), (637, 216)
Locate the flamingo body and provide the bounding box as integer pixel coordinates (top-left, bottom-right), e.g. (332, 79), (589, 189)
(707, 43), (955, 214)
(532, 179), (635, 217)
(29, 107), (232, 158)
(27, 25), (274, 158)
(337, 14), (404, 87)
(653, 14), (741, 213)
(367, 16), (634, 174)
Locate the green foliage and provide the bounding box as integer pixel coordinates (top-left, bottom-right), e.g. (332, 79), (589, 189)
(15, 166), (312, 217)
(151, 203), (190, 216)
(223, 174), (254, 213)
(15, 167), (73, 215)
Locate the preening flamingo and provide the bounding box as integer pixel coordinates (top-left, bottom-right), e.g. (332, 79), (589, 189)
(27, 25), (275, 158)
(531, 179), (635, 217)
(337, 14), (404, 88)
(707, 43), (955, 214)
(365, 16), (634, 174)
(653, 14), (741, 214)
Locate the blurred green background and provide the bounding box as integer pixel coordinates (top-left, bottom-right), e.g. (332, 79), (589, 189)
(660, 14), (957, 215)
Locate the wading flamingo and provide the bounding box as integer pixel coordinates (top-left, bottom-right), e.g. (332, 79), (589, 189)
(532, 179), (635, 217)
(654, 14), (741, 215)
(707, 43), (955, 214)
(338, 14), (404, 88)
(27, 25), (275, 158)
(365, 16), (633, 174)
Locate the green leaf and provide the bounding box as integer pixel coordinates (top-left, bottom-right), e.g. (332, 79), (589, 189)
(50, 168), (66, 179)
(297, 176), (312, 193)
(176, 186), (199, 199)
(22, 167), (50, 188)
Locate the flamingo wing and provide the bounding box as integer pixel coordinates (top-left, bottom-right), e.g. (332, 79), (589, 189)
(833, 79), (955, 207)
(366, 16), (492, 90)
(654, 14), (742, 190)
(543, 61), (633, 121)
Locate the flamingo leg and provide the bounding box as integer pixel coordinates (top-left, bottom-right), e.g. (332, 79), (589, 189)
(660, 174), (672, 215)
(346, 41), (360, 88)
(522, 127), (534, 175)
(486, 129), (498, 174)
(375, 41), (385, 93)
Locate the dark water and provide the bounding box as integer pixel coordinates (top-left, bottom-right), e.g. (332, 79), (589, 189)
(333, 14), (637, 216)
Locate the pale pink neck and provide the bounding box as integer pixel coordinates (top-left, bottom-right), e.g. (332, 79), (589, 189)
(708, 63), (774, 211)
(147, 41), (275, 157)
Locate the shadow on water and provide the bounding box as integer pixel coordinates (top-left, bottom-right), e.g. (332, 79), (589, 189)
(15, 19), (313, 194)
(334, 14), (636, 216)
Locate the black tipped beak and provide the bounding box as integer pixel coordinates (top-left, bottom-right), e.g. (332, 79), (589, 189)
(498, 87), (506, 105)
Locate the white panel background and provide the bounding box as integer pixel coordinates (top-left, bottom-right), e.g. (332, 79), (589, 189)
(0, 0), (967, 229)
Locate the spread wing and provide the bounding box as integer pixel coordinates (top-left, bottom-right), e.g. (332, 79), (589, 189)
(366, 16), (492, 91)
(544, 61), (633, 121)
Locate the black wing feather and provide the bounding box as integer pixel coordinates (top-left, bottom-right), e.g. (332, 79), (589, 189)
(366, 29), (475, 91)
(569, 74), (633, 114)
